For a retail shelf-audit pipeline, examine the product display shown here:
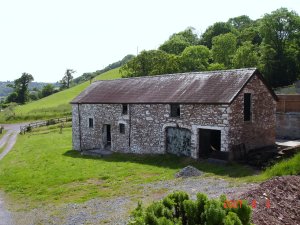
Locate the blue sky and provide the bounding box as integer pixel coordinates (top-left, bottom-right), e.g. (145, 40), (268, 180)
(0, 0), (299, 82)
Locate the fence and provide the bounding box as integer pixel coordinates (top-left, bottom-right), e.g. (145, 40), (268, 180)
(20, 116), (72, 134)
(276, 94), (300, 113)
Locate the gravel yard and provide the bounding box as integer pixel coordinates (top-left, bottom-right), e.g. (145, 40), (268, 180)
(3, 176), (254, 225)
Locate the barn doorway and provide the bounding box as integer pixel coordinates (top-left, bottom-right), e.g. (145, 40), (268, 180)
(199, 128), (221, 158)
(103, 124), (111, 147)
(166, 127), (191, 156)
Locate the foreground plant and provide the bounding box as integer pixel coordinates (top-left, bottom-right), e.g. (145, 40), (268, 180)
(129, 191), (252, 225)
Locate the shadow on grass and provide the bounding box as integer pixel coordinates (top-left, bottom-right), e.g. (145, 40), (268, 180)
(63, 150), (256, 178)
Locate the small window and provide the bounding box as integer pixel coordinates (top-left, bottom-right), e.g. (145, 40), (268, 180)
(119, 123), (125, 134)
(244, 93), (252, 121)
(122, 104), (128, 115)
(89, 118), (94, 128)
(170, 104), (180, 118)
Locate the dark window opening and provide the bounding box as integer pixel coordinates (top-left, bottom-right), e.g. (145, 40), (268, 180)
(122, 104), (128, 115)
(244, 93), (252, 121)
(119, 123), (125, 134)
(89, 118), (94, 128)
(170, 104), (180, 117)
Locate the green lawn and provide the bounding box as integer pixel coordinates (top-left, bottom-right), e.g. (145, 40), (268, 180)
(0, 127), (254, 207)
(0, 68), (122, 123)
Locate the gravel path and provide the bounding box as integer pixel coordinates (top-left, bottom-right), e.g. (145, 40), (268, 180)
(8, 176), (256, 225)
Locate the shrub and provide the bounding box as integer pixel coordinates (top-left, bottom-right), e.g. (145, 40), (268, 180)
(26, 126), (32, 132)
(46, 119), (56, 126)
(128, 191), (252, 225)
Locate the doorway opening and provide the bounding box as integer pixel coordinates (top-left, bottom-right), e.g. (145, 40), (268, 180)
(103, 124), (111, 147)
(199, 128), (222, 158)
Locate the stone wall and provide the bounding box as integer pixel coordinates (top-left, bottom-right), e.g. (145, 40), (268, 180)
(276, 112), (300, 139)
(228, 74), (276, 151)
(72, 103), (230, 159)
(72, 104), (129, 151)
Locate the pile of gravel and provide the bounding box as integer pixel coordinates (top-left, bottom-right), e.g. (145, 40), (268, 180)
(175, 166), (203, 178)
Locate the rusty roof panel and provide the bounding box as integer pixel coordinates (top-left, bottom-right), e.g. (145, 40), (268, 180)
(71, 68), (258, 104)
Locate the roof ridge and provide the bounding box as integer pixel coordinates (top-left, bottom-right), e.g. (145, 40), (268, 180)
(94, 68), (257, 83)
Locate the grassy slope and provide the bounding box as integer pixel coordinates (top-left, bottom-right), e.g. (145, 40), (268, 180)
(0, 68), (121, 122)
(0, 127), (254, 207)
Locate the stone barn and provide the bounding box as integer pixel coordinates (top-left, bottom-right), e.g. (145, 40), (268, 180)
(71, 68), (278, 160)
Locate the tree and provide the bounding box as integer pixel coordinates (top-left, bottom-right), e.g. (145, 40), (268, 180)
(159, 28), (199, 55)
(200, 22), (237, 48)
(41, 84), (55, 97)
(170, 27), (200, 45)
(6, 92), (18, 103)
(207, 63), (226, 71)
(60, 69), (75, 89)
(228, 15), (253, 30)
(232, 41), (259, 68)
(212, 33), (237, 68)
(159, 35), (191, 55)
(180, 45), (211, 72)
(259, 8), (300, 87)
(120, 50), (180, 77)
(7, 72), (34, 104)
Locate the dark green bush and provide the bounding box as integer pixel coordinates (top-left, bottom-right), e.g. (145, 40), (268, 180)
(128, 191), (252, 225)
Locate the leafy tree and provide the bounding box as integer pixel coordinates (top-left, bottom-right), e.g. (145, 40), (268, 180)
(212, 33), (237, 68)
(6, 92), (18, 103)
(259, 8), (300, 87)
(180, 45), (210, 72)
(41, 84), (55, 97)
(200, 22), (236, 48)
(228, 15), (253, 30)
(60, 69), (75, 89)
(7, 72), (34, 104)
(207, 63), (226, 71)
(120, 50), (180, 77)
(238, 22), (262, 45)
(159, 35), (191, 55)
(233, 41), (259, 68)
(170, 27), (200, 45)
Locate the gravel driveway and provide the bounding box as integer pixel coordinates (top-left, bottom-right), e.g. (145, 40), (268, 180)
(7, 176), (255, 225)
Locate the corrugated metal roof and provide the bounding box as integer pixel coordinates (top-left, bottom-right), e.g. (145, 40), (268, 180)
(71, 68), (263, 104)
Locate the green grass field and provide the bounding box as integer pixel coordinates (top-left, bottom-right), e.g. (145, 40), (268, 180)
(0, 127), (255, 207)
(0, 126), (299, 207)
(0, 68), (121, 123)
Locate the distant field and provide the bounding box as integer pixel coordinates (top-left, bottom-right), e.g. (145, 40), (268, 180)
(0, 68), (121, 123)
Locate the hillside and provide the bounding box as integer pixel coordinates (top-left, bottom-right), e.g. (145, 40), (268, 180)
(0, 68), (121, 122)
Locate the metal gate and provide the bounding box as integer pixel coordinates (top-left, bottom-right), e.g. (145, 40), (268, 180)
(166, 127), (191, 156)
